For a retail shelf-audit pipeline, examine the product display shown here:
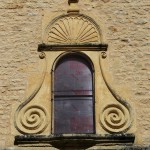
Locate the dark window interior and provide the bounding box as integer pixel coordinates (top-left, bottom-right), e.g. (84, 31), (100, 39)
(54, 54), (94, 134)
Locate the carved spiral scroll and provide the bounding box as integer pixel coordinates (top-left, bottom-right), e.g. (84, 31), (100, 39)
(17, 105), (48, 134)
(99, 53), (133, 133)
(100, 104), (130, 133)
(45, 15), (101, 44)
(15, 53), (48, 134)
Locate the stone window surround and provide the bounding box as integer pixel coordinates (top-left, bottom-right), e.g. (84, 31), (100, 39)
(13, 6), (135, 148)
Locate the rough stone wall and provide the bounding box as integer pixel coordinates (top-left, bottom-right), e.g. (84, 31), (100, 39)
(0, 0), (149, 148)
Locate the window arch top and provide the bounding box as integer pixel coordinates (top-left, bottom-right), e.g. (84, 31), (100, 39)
(54, 54), (93, 96)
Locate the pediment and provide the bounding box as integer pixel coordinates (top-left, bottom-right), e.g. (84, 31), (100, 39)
(44, 14), (102, 44)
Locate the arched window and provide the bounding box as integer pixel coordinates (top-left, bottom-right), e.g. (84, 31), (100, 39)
(54, 53), (95, 134)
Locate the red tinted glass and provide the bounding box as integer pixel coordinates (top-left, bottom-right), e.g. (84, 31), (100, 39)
(54, 54), (94, 134)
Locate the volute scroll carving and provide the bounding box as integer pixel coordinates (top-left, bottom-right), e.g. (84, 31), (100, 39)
(100, 104), (130, 133)
(99, 52), (133, 133)
(15, 52), (48, 134)
(16, 105), (48, 134)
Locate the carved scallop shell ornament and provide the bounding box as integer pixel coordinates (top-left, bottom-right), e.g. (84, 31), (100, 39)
(45, 15), (101, 44)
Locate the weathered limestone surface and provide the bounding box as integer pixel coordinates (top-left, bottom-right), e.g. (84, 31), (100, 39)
(0, 0), (149, 149)
(3, 146), (150, 150)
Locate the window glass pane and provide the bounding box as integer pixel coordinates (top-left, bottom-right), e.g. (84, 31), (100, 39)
(54, 55), (92, 96)
(54, 54), (94, 134)
(54, 98), (94, 134)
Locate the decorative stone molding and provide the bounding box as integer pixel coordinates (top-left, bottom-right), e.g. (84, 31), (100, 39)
(100, 104), (130, 133)
(99, 52), (133, 133)
(14, 134), (135, 146)
(15, 53), (48, 134)
(38, 44), (108, 52)
(44, 14), (102, 44)
(16, 105), (48, 134)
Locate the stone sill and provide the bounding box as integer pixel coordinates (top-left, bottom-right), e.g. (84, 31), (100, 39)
(15, 134), (135, 148)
